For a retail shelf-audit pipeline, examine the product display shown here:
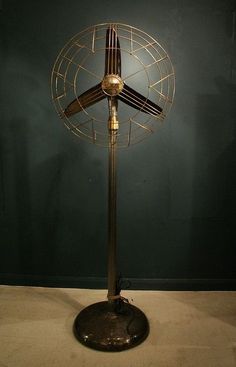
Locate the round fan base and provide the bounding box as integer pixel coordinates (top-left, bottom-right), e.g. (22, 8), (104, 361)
(73, 301), (149, 352)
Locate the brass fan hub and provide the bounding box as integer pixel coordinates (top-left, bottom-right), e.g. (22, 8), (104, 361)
(102, 74), (124, 96)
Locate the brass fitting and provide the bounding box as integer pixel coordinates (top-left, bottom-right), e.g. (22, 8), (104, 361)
(108, 114), (119, 131)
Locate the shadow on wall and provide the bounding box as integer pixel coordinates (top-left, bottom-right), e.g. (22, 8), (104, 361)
(29, 140), (108, 279)
(4, 110), (108, 279)
(30, 147), (82, 277)
(190, 77), (236, 279)
(11, 120), (33, 275)
(30, 153), (66, 276)
(8, 119), (63, 276)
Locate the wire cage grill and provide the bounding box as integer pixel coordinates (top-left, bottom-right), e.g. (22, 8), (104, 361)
(51, 23), (175, 147)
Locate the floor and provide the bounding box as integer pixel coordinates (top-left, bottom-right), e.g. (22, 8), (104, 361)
(0, 286), (236, 367)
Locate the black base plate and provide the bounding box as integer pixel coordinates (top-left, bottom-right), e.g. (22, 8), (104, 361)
(73, 301), (149, 352)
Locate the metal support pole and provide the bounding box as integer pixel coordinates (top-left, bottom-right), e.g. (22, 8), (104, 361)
(107, 98), (118, 302)
(73, 99), (149, 352)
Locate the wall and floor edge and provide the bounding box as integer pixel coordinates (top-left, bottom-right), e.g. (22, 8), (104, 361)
(0, 274), (236, 291)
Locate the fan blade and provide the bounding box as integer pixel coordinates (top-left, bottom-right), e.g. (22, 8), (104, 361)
(105, 26), (121, 76)
(64, 83), (105, 117)
(118, 84), (163, 117)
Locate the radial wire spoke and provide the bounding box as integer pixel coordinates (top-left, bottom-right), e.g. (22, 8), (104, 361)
(64, 83), (105, 117)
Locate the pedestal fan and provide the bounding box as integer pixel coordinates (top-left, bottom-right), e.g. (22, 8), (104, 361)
(51, 23), (175, 352)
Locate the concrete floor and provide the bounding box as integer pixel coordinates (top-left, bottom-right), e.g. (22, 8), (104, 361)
(0, 286), (236, 367)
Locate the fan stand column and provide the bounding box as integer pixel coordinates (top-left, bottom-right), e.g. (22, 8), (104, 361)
(107, 96), (118, 303)
(107, 123), (118, 302)
(73, 97), (149, 352)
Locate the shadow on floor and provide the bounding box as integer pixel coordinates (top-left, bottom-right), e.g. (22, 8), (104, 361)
(166, 291), (236, 328)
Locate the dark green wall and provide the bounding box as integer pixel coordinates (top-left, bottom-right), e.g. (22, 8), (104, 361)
(1, 0), (236, 289)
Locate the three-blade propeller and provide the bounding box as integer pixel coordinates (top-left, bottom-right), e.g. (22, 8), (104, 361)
(64, 26), (162, 118)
